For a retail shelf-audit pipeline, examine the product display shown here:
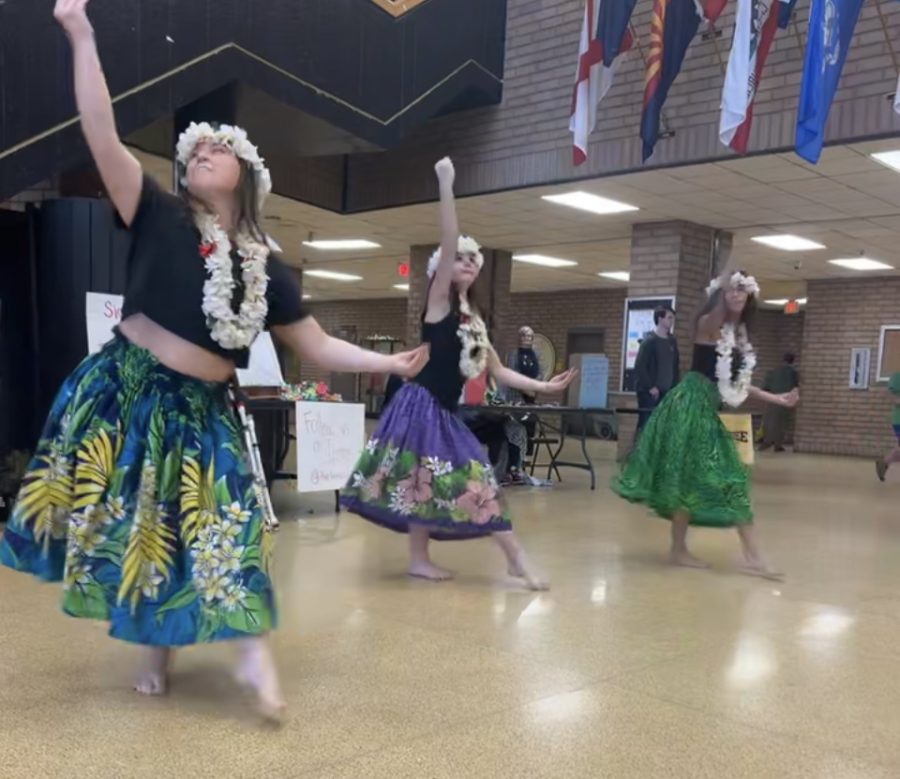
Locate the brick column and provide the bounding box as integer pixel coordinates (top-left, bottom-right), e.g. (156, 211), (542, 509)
(406, 244), (512, 355)
(616, 221), (732, 461)
(629, 221), (732, 349)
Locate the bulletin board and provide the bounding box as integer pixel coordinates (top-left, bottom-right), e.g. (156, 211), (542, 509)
(620, 296), (676, 392)
(877, 326), (900, 382)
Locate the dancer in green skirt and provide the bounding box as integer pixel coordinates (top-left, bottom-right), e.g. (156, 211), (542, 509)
(612, 269), (799, 579)
(0, 0), (428, 722)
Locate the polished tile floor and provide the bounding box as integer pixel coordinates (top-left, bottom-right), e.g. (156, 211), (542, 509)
(1, 448), (898, 778)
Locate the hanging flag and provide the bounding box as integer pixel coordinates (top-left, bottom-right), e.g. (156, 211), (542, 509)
(720, 0), (797, 153)
(641, 0), (728, 162)
(795, 0), (866, 164)
(570, 0), (637, 166)
(895, 72), (900, 116)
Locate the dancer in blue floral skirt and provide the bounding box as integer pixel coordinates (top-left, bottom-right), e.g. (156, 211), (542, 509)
(1, 0), (428, 722)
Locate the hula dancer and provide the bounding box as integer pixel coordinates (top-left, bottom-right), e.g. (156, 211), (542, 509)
(612, 270), (799, 579)
(341, 157), (576, 590)
(0, 0), (427, 722)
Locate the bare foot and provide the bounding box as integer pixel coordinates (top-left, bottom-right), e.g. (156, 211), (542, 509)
(133, 647), (171, 696)
(669, 550), (710, 569)
(236, 639), (286, 725)
(408, 560), (455, 581)
(738, 560), (784, 581)
(508, 552), (550, 591)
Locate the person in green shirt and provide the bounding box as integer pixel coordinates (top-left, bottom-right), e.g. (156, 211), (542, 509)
(875, 370), (900, 481)
(759, 353), (800, 452)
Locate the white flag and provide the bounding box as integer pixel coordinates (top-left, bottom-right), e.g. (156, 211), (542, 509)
(720, 0), (775, 148)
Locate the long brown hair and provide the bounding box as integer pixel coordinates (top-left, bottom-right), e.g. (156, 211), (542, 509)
(422, 274), (488, 322)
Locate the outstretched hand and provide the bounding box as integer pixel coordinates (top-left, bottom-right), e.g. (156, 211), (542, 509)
(779, 388), (800, 408)
(390, 345), (430, 379)
(434, 157), (455, 187)
(54, 0), (94, 41)
(541, 369), (578, 395)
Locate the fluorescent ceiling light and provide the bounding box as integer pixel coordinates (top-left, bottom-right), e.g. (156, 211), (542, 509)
(393, 283), (410, 291)
(542, 191), (638, 215)
(302, 240), (381, 250)
(512, 254), (578, 268)
(302, 293), (312, 300)
(304, 269), (363, 281)
(751, 235), (825, 252)
(599, 271), (630, 282)
(870, 150), (900, 173)
(763, 298), (808, 306)
(828, 258), (894, 271)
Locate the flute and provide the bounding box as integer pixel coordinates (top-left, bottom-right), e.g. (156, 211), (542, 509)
(229, 389), (280, 532)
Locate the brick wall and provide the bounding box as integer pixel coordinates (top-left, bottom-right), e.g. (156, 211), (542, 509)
(347, 0), (900, 209)
(294, 298), (408, 383)
(795, 278), (900, 457)
(300, 287), (628, 393)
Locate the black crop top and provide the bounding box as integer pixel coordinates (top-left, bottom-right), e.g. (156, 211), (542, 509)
(412, 312), (465, 411)
(690, 343), (718, 382)
(119, 175), (309, 368)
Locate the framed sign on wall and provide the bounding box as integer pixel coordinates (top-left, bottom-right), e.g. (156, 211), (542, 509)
(620, 296), (676, 392)
(876, 326), (900, 382)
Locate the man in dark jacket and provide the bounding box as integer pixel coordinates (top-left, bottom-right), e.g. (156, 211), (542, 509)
(634, 306), (679, 432)
(759, 353), (800, 452)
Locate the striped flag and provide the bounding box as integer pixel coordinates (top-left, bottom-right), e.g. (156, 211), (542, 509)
(570, 0), (637, 166)
(641, 0), (728, 162)
(720, 0), (797, 153)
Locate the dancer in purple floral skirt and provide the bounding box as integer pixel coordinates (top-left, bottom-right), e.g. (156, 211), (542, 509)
(341, 157), (576, 590)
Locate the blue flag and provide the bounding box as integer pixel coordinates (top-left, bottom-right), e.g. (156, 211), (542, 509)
(795, 0), (865, 164)
(598, 0), (638, 66)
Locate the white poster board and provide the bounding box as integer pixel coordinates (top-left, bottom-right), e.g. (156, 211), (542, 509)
(295, 402), (365, 492)
(236, 332), (284, 387)
(85, 292), (284, 383)
(86, 292), (123, 354)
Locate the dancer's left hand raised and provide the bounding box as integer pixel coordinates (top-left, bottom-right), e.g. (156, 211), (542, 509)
(540, 368), (578, 395)
(390, 344), (430, 378)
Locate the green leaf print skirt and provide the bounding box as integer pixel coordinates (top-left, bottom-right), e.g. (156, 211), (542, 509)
(0, 333), (275, 645)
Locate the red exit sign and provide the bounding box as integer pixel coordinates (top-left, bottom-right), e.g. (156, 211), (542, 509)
(397, 262), (410, 278)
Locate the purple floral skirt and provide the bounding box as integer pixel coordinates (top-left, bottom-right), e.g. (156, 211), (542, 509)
(341, 383), (512, 540)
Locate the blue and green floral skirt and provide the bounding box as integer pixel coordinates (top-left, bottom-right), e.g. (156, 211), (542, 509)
(341, 382), (512, 540)
(0, 333), (275, 646)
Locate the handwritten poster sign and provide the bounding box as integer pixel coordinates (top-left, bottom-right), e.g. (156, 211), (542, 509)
(85, 292), (123, 354)
(236, 332), (284, 387)
(295, 402), (365, 492)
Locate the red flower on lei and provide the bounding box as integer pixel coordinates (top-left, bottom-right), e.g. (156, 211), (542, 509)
(199, 241), (217, 259)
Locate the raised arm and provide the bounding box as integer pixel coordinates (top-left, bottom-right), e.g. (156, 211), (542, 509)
(425, 157), (459, 322)
(272, 318), (429, 377)
(487, 347), (576, 397)
(55, 0), (142, 225)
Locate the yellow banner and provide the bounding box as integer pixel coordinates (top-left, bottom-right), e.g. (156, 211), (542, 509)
(719, 413), (755, 466)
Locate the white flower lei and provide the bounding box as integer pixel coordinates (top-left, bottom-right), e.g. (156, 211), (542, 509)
(195, 211), (269, 350)
(716, 322), (756, 407)
(427, 235), (484, 278)
(458, 296), (490, 379)
(706, 271), (760, 298)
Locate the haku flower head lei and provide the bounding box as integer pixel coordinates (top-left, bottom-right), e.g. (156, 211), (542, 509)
(705, 271), (760, 298)
(176, 122), (272, 208)
(176, 122), (273, 350)
(426, 235), (484, 278)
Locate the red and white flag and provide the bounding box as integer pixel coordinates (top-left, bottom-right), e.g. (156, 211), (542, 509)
(720, 0), (789, 153)
(569, 0), (633, 166)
